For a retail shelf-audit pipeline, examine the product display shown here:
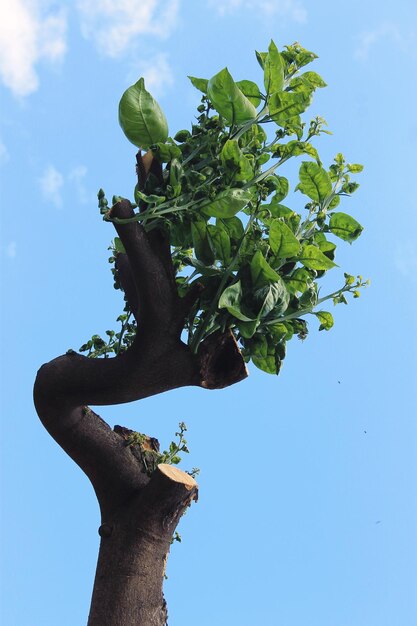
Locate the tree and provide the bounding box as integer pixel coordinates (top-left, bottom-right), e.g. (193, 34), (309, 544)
(34, 41), (366, 626)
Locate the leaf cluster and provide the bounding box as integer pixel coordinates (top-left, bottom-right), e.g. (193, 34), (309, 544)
(125, 422), (199, 478)
(96, 41), (368, 375)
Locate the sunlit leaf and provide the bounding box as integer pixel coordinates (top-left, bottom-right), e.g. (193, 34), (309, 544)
(264, 40), (284, 95)
(295, 161), (332, 203)
(269, 220), (300, 258)
(314, 311), (334, 331)
(119, 78), (168, 149)
(207, 68), (258, 124)
(329, 212), (363, 243)
(200, 188), (252, 218)
(298, 245), (337, 270)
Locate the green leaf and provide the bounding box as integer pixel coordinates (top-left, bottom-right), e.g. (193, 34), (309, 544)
(281, 44), (318, 69)
(269, 220), (300, 258)
(118, 78), (168, 149)
(134, 188), (166, 205)
(245, 335), (279, 374)
(314, 311), (334, 331)
(207, 224), (231, 262)
(174, 129), (192, 143)
(272, 141), (320, 163)
(218, 216), (244, 241)
(237, 319), (260, 339)
(218, 281), (254, 321)
(284, 268), (312, 295)
(255, 50), (267, 69)
(236, 80), (262, 107)
(289, 71), (327, 93)
(207, 68), (258, 125)
(257, 280), (290, 317)
(270, 176), (289, 202)
(200, 188), (252, 218)
(347, 163), (364, 173)
(191, 221), (214, 265)
(264, 40), (284, 95)
(151, 141), (182, 162)
(269, 92), (311, 126)
(221, 139), (253, 182)
(113, 237), (126, 254)
(298, 245), (337, 270)
(329, 212), (363, 243)
(295, 161), (332, 203)
(250, 250), (280, 288)
(188, 76), (208, 93)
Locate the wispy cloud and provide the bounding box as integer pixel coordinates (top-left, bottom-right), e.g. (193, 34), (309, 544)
(0, 0), (67, 97)
(68, 165), (89, 204)
(5, 241), (17, 259)
(39, 164), (90, 208)
(0, 138), (9, 164)
(355, 22), (404, 60)
(39, 164), (64, 208)
(209, 0), (307, 22)
(128, 53), (174, 97)
(77, 0), (180, 58)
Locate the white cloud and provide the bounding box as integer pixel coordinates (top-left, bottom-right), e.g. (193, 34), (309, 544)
(355, 22), (403, 60)
(128, 53), (174, 97)
(5, 241), (17, 259)
(39, 164), (64, 208)
(0, 138), (9, 164)
(39, 164), (90, 207)
(68, 165), (88, 204)
(0, 0), (67, 97)
(77, 0), (180, 58)
(209, 0), (307, 22)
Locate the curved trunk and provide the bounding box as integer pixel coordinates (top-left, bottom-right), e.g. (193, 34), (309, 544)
(34, 186), (247, 624)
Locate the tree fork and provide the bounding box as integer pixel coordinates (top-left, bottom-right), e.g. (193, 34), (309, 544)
(33, 185), (247, 625)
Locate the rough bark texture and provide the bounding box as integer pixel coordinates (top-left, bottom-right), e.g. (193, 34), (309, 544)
(33, 154), (247, 626)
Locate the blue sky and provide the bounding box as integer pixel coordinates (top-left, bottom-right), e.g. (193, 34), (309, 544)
(1, 1), (417, 625)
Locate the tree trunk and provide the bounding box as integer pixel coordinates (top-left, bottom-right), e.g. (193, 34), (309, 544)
(88, 464), (197, 626)
(33, 174), (247, 625)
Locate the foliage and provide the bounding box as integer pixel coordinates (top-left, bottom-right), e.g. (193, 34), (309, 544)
(125, 421), (200, 478)
(86, 41), (368, 375)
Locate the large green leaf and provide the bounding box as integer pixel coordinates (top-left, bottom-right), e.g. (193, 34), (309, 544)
(218, 281), (254, 321)
(264, 40), (284, 95)
(236, 80), (262, 107)
(295, 161), (332, 203)
(118, 78), (168, 149)
(329, 212), (363, 243)
(269, 219), (300, 258)
(268, 92), (311, 126)
(298, 244), (337, 270)
(200, 188), (252, 218)
(221, 139), (253, 182)
(207, 68), (258, 125)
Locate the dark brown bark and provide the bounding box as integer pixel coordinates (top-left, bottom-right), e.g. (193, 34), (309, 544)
(33, 177), (247, 625)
